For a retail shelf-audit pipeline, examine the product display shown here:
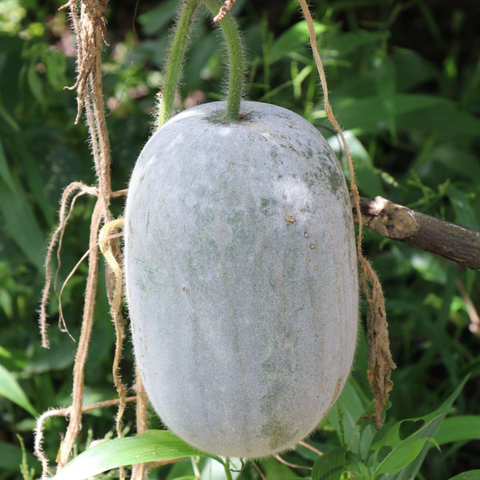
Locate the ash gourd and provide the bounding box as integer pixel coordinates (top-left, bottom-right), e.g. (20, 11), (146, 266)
(124, 0), (358, 459)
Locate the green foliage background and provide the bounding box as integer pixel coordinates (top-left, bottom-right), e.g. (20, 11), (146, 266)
(0, 0), (479, 479)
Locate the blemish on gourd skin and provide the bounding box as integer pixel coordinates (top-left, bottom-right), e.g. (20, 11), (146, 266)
(260, 198), (277, 216)
(285, 214), (295, 223)
(145, 211), (150, 233)
(260, 361), (297, 450)
(262, 418), (298, 451)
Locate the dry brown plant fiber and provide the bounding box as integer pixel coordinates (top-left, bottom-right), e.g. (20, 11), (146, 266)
(296, 0), (396, 428)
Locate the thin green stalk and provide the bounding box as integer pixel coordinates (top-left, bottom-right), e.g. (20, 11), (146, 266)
(202, 0), (245, 120)
(223, 457), (234, 480)
(158, 0), (199, 128)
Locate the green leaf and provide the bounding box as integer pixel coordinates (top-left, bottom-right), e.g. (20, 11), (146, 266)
(259, 457), (304, 479)
(8, 125), (55, 226)
(0, 442), (41, 473)
(327, 130), (385, 197)
(449, 471), (480, 480)
(311, 447), (346, 480)
(0, 363), (37, 417)
(325, 32), (388, 57)
(27, 60), (45, 108)
(348, 460), (370, 478)
(45, 49), (67, 90)
(436, 416), (480, 445)
(331, 94), (446, 135)
(433, 147), (480, 183)
(374, 55), (397, 140)
(447, 185), (479, 230)
(326, 376), (373, 456)
(270, 21), (328, 64)
(383, 376), (469, 480)
(395, 104), (480, 145)
(138, 0), (178, 36)
(0, 345), (28, 370)
(0, 138), (17, 192)
(393, 47), (438, 92)
(369, 394), (462, 475)
(0, 174), (45, 268)
(375, 436), (435, 475)
(51, 430), (215, 480)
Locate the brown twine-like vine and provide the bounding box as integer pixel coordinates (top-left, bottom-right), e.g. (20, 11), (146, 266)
(38, 182), (97, 347)
(34, 397), (137, 478)
(131, 366), (149, 480)
(274, 455), (312, 471)
(59, 0), (109, 126)
(296, 0), (396, 428)
(56, 199), (103, 469)
(35, 0), (146, 477)
(98, 219), (128, 443)
(213, 0), (236, 23)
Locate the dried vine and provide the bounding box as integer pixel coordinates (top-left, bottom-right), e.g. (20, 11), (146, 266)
(35, 0), (145, 477)
(295, 0), (396, 427)
(213, 0), (236, 23)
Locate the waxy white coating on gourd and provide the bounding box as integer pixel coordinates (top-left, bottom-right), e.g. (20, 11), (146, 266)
(125, 101), (358, 458)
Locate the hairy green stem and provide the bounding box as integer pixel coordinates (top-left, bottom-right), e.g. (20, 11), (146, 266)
(202, 0), (244, 120)
(158, 0), (245, 126)
(158, 0), (199, 128)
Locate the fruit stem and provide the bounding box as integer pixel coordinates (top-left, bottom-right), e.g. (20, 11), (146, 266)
(202, 0), (244, 120)
(158, 0), (200, 128)
(158, 0), (244, 127)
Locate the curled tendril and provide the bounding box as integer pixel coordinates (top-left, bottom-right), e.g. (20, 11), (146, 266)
(213, 0), (236, 23)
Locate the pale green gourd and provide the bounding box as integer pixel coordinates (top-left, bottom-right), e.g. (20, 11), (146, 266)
(124, 100), (358, 458)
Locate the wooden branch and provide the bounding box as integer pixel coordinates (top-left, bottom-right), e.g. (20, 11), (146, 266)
(353, 196), (480, 272)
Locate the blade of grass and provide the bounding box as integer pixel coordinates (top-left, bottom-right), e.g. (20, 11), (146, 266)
(0, 363), (37, 417)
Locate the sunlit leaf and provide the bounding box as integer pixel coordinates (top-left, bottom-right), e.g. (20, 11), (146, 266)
(383, 376), (469, 480)
(0, 363), (37, 417)
(449, 472), (480, 480)
(270, 21), (328, 64)
(375, 436), (436, 475)
(51, 430), (216, 480)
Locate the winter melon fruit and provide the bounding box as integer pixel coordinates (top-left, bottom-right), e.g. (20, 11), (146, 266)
(124, 101), (358, 458)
